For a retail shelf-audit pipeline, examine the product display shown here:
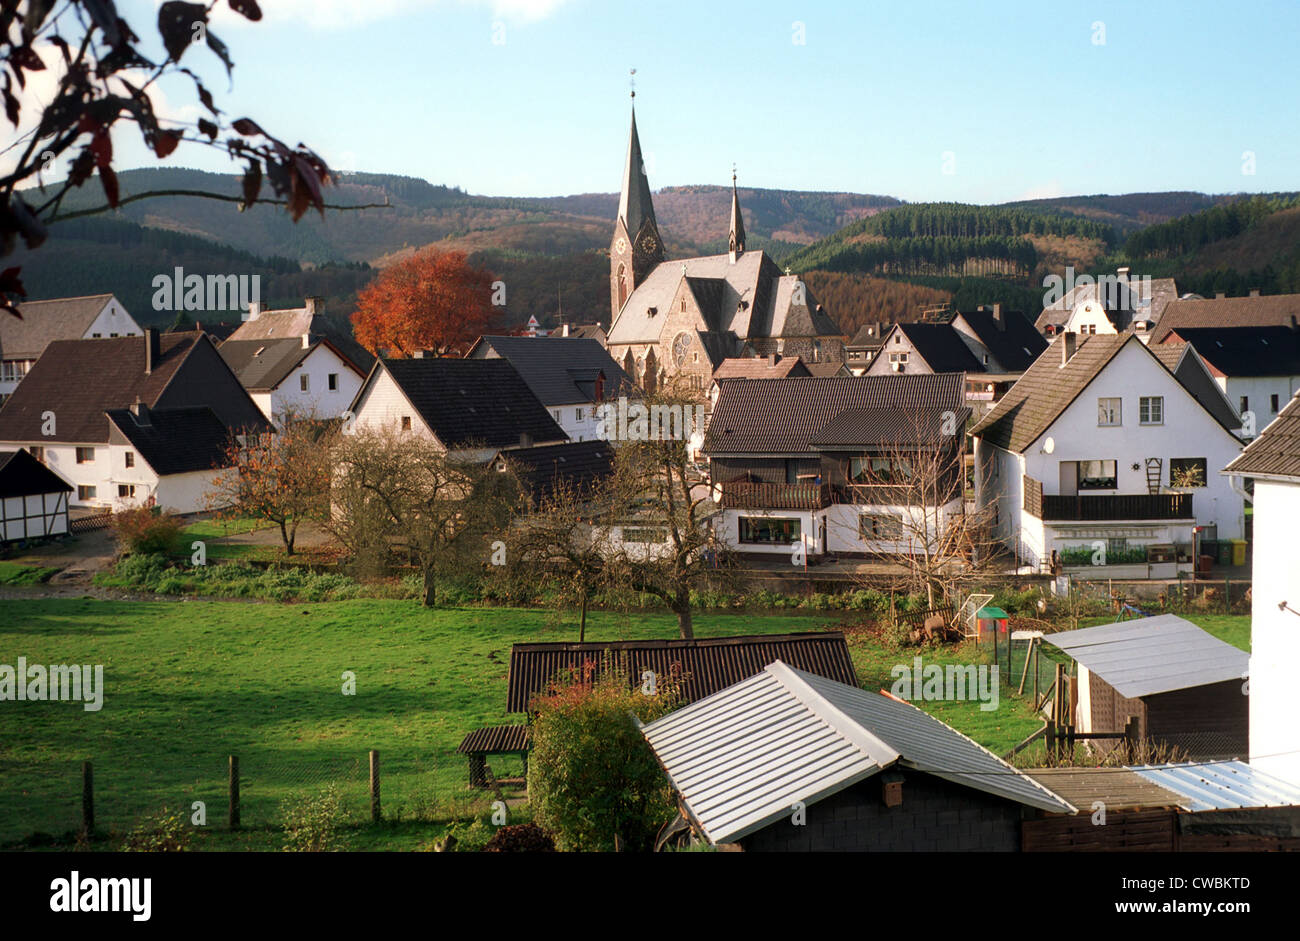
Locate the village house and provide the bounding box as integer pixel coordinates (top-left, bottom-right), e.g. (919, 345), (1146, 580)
(1224, 392), (1300, 786)
(604, 106), (845, 392)
(219, 336), (367, 426)
(1159, 325), (1300, 434)
(702, 374), (967, 561)
(466, 335), (635, 441)
(344, 356), (566, 463)
(1036, 268), (1179, 339)
(0, 448), (72, 543)
(0, 329), (270, 512)
(709, 354), (810, 404)
(0, 294), (142, 401)
(844, 322), (890, 375)
(1148, 289), (1300, 343)
(972, 332), (1245, 575)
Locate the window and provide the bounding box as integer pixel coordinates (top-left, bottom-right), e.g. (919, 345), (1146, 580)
(738, 517), (801, 545)
(888, 352), (908, 365)
(1170, 457), (1207, 488)
(1097, 398), (1121, 426)
(118, 484), (136, 499)
(328, 373), (339, 392)
(91, 333), (102, 338)
(680, 299), (686, 312)
(1078, 459), (1117, 490)
(860, 514), (903, 540)
(1139, 396), (1163, 425)
(75, 447), (95, 464)
(575, 408), (583, 422)
(1240, 396), (1249, 414)
(400, 416), (412, 432)
(1271, 394), (1280, 414)
(27, 446), (43, 464)
(300, 374), (310, 392)
(124, 451), (135, 468)
(0, 360), (29, 382)
(77, 485), (97, 501)
(850, 456), (913, 483)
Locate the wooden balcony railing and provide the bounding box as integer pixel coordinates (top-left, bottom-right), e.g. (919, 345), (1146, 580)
(718, 481), (832, 510)
(1037, 492), (1194, 522)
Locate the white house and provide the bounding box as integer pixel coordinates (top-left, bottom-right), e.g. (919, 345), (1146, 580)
(973, 332), (1245, 575)
(1224, 394), (1300, 785)
(0, 448), (72, 542)
(0, 294), (141, 400)
(1159, 326), (1300, 436)
(1035, 268), (1179, 340)
(219, 336), (366, 426)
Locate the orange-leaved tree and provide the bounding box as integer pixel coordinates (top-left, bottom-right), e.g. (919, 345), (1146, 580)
(352, 249), (502, 357)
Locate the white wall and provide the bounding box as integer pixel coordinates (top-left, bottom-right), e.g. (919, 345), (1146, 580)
(1247, 477), (1300, 785)
(83, 298), (142, 339)
(1221, 376), (1300, 434)
(549, 401), (594, 442)
(348, 367), (438, 442)
(823, 500), (964, 555)
(1, 492), (68, 540)
(266, 345), (364, 425)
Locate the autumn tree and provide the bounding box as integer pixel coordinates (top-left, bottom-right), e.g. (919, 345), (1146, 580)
(207, 415), (334, 555)
(330, 428), (515, 607)
(0, 1), (347, 316)
(352, 248), (502, 357)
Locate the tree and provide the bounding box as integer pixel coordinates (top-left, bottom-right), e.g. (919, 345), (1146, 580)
(600, 387), (730, 640)
(330, 428), (514, 607)
(351, 248), (502, 357)
(0, 1), (350, 316)
(208, 416), (334, 555)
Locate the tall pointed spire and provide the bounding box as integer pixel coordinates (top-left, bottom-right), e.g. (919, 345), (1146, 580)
(728, 166), (745, 263)
(618, 106), (657, 240)
(610, 72), (663, 322)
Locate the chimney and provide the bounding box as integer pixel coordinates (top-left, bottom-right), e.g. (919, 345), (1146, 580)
(1216, 292), (1226, 300)
(304, 296), (325, 316)
(1061, 331), (1077, 366)
(1249, 288), (1261, 297)
(519, 432), (533, 448)
(246, 301), (262, 322)
(769, 354), (778, 365)
(413, 350), (425, 359)
(561, 323), (571, 337)
(302, 333), (311, 349)
(130, 398), (150, 425)
(992, 302), (1005, 331)
(144, 328), (160, 375)
(1116, 266), (1130, 282)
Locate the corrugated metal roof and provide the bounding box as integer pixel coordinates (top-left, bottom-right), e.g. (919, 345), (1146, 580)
(506, 631), (857, 714)
(641, 661), (1074, 843)
(1131, 761), (1300, 812)
(1044, 614), (1249, 699)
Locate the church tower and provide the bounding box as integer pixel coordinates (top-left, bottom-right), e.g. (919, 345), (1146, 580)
(727, 168), (746, 264)
(610, 96), (663, 321)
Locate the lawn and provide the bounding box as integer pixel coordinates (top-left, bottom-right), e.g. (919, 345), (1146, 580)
(0, 562), (60, 586)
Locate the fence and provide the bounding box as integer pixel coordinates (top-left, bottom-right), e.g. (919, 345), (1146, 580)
(0, 749), (506, 846)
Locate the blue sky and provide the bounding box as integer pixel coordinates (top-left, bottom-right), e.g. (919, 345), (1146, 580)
(105, 0), (1300, 203)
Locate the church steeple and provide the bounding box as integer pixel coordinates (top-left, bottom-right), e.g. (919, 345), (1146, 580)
(610, 78), (663, 321)
(728, 167), (746, 263)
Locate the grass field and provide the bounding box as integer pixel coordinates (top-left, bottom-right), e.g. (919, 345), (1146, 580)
(0, 562), (60, 586)
(0, 596), (1251, 850)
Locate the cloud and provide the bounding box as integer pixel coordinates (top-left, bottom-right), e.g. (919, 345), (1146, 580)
(1013, 180), (1066, 201)
(198, 0), (573, 29)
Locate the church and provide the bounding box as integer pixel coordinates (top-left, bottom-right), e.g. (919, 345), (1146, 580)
(604, 103), (847, 393)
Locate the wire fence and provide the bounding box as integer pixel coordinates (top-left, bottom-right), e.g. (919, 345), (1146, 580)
(0, 750), (510, 846)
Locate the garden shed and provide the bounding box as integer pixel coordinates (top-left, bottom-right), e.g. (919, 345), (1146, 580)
(1045, 614), (1249, 760)
(0, 449), (72, 543)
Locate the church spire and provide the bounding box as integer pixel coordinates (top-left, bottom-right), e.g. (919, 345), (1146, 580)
(610, 74), (663, 322)
(618, 104), (657, 241)
(728, 166), (745, 263)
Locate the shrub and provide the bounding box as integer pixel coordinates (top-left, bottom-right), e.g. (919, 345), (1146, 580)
(119, 807), (192, 852)
(527, 662), (681, 852)
(281, 784), (348, 852)
(109, 504), (185, 556)
(483, 823), (556, 853)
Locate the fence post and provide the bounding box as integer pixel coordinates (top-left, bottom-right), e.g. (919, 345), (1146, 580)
(228, 755), (240, 831)
(1224, 577), (1230, 614)
(1124, 715), (1140, 762)
(81, 761), (93, 834)
(370, 750), (381, 823)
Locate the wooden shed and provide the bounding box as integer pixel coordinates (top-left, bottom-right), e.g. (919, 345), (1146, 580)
(1045, 615), (1249, 760)
(0, 449), (72, 543)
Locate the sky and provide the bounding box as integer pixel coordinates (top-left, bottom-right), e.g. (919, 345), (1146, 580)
(29, 0), (1300, 203)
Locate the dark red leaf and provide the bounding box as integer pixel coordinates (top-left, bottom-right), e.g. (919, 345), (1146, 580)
(157, 2), (208, 62)
(153, 129), (183, 158)
(12, 45), (46, 71)
(198, 118), (218, 140)
(205, 30), (234, 79)
(242, 162), (262, 207)
(232, 117), (264, 137)
(90, 130), (113, 168)
(100, 165), (120, 208)
(3, 86), (19, 127)
(227, 0), (262, 22)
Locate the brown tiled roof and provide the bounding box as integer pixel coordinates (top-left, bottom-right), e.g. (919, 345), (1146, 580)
(809, 406), (971, 448)
(711, 356), (809, 381)
(506, 631), (858, 713)
(1024, 768), (1184, 812)
(0, 294), (117, 359)
(1151, 293), (1300, 343)
(1224, 392), (1300, 480)
(704, 373), (965, 454)
(804, 361), (851, 378)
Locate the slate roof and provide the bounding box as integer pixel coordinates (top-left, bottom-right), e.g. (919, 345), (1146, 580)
(1164, 326), (1300, 378)
(804, 361), (851, 378)
(954, 308), (1048, 372)
(808, 406), (971, 449)
(494, 439), (615, 504)
(224, 305), (373, 374)
(218, 338), (313, 392)
(890, 323), (984, 373)
(1151, 293), (1300, 344)
(368, 357), (566, 450)
(640, 661), (1074, 843)
(1044, 614), (1249, 698)
(618, 108), (657, 240)
(972, 333), (1241, 453)
(466, 336), (635, 406)
(1223, 390), (1300, 480)
(0, 333), (199, 444)
(0, 448), (72, 497)
(0, 294), (117, 359)
(105, 406), (233, 476)
(168, 319), (241, 342)
(507, 632), (858, 714)
(711, 356), (810, 381)
(704, 373), (965, 454)
(847, 322), (890, 350)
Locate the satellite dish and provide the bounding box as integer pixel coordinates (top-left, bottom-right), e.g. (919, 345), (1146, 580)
(1043, 437), (1056, 454)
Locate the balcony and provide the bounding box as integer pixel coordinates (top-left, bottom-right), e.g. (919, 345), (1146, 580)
(718, 481), (831, 510)
(1039, 492), (1194, 522)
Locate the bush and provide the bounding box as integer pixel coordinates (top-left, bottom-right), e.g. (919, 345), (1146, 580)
(109, 504), (185, 556)
(527, 662), (680, 852)
(119, 807), (192, 852)
(483, 823), (556, 853)
(281, 784), (349, 852)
